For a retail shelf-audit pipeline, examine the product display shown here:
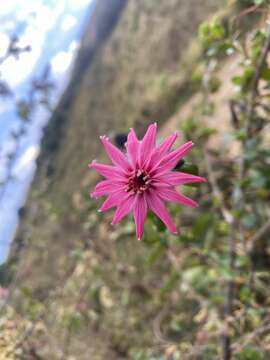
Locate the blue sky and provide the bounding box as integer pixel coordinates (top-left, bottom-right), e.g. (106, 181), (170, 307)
(0, 0), (96, 263)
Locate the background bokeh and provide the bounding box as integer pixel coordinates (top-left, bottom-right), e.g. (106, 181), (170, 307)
(0, 1), (270, 359)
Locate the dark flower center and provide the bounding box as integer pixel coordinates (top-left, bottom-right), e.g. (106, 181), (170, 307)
(126, 170), (151, 194)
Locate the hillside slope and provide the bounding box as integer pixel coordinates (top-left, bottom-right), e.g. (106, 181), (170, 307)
(4, 1), (229, 358)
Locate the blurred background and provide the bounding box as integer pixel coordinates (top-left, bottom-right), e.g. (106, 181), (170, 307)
(0, 1), (270, 359)
(0, 0), (96, 263)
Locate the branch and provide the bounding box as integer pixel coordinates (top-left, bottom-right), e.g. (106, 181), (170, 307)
(205, 148), (236, 360)
(248, 217), (270, 253)
(229, 100), (240, 129)
(222, 226), (236, 360)
(236, 4), (262, 20)
(204, 150), (234, 225)
(246, 23), (270, 136)
(222, 23), (270, 360)
(232, 317), (270, 354)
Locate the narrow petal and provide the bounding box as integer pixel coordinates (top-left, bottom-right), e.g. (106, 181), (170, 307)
(146, 191), (177, 234)
(133, 194), (148, 240)
(157, 131), (180, 156)
(139, 123), (157, 167)
(99, 189), (126, 211)
(151, 141), (193, 175)
(100, 136), (130, 171)
(89, 160), (126, 180)
(111, 195), (135, 225)
(126, 128), (139, 167)
(91, 180), (124, 198)
(158, 187), (198, 208)
(145, 131), (180, 170)
(154, 172), (206, 186)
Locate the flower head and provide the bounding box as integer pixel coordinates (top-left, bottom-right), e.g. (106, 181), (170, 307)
(89, 123), (205, 240)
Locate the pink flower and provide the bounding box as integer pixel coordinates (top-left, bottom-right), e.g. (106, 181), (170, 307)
(89, 123), (205, 240)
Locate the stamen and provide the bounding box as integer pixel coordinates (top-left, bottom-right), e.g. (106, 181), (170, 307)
(126, 169), (151, 194)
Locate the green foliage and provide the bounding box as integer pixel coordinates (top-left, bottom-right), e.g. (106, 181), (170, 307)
(237, 0), (267, 7)
(199, 17), (232, 57)
(237, 347), (264, 360)
(62, 311), (83, 334)
(120, 9), (270, 359)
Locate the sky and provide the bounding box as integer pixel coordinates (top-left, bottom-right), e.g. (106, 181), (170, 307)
(0, 0), (96, 263)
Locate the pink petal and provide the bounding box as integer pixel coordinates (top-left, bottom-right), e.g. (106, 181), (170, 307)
(91, 180), (124, 198)
(158, 187), (198, 208)
(157, 131), (180, 156)
(133, 194), (148, 240)
(139, 123), (157, 167)
(126, 128), (139, 167)
(99, 189), (126, 211)
(111, 195), (136, 225)
(89, 161), (126, 180)
(145, 132), (179, 170)
(100, 136), (131, 171)
(151, 141), (193, 175)
(154, 172), (206, 186)
(146, 191), (177, 234)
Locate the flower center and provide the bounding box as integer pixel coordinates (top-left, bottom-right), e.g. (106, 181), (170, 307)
(126, 169), (151, 194)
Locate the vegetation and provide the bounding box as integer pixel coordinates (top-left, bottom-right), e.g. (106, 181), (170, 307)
(1, 0), (270, 359)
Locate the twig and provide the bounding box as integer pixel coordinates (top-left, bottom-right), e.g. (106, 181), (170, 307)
(0, 127), (24, 204)
(241, 22), (270, 285)
(204, 150), (234, 225)
(236, 4), (261, 20)
(232, 318), (270, 354)
(248, 217), (270, 288)
(237, 23), (270, 189)
(248, 217), (270, 253)
(245, 23), (270, 138)
(153, 307), (171, 344)
(222, 227), (236, 360)
(229, 100), (240, 129)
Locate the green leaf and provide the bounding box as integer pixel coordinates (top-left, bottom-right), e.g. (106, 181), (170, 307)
(145, 242), (165, 267)
(261, 66), (270, 81)
(66, 312), (83, 334)
(237, 346), (263, 360)
(233, 128), (248, 141)
(161, 271), (180, 295)
(239, 287), (253, 302)
(180, 163), (199, 176)
(232, 66), (255, 93)
(211, 21), (225, 39)
(192, 214), (213, 239)
(199, 22), (211, 37)
(242, 214), (257, 229)
(208, 76), (221, 93)
(155, 217), (167, 232)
